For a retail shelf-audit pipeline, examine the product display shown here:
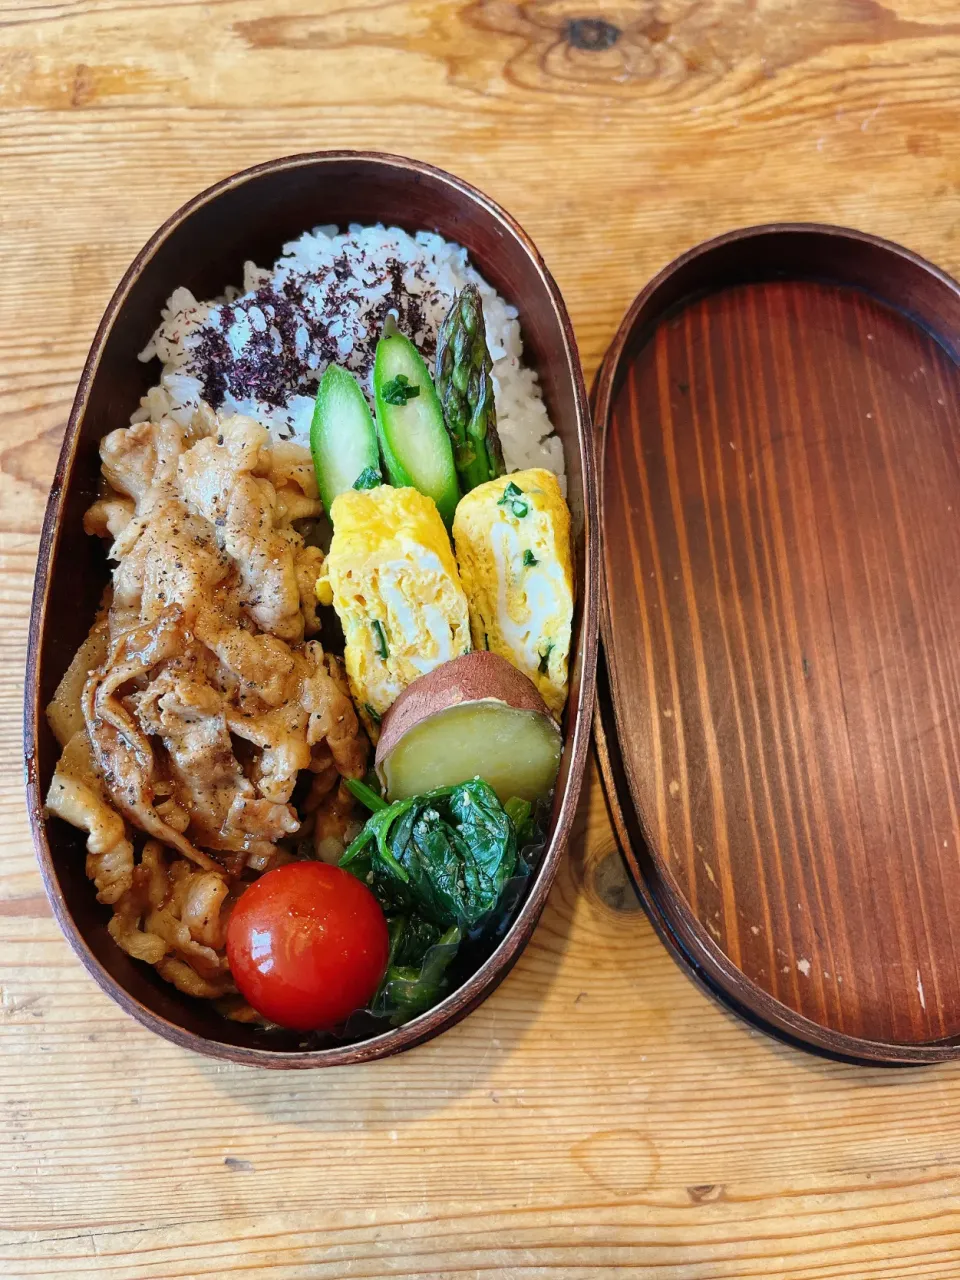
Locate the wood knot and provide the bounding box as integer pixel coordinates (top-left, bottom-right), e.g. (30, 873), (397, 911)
(71, 63), (94, 108)
(592, 850), (642, 914)
(643, 18), (672, 44)
(566, 18), (621, 51)
(688, 1183), (724, 1203)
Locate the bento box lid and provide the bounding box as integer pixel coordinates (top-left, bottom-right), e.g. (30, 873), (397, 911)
(592, 223), (960, 1064)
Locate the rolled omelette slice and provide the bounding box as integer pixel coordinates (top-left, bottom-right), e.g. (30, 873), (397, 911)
(452, 468), (573, 719)
(316, 485), (471, 740)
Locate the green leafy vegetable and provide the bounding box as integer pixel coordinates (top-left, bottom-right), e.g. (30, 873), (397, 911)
(538, 643), (554, 674)
(504, 796), (537, 848)
(522, 549), (538, 567)
(371, 922), (461, 1025)
(353, 466), (382, 490)
(372, 620), (389, 660)
(382, 373), (421, 406)
(498, 481), (529, 519)
(341, 778), (518, 930)
(341, 779), (547, 1026)
(344, 777), (388, 813)
(363, 703), (382, 726)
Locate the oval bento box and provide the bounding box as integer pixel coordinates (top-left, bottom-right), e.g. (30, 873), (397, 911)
(24, 153), (599, 1068)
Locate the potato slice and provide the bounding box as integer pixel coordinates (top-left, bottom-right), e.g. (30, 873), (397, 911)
(375, 652), (562, 804)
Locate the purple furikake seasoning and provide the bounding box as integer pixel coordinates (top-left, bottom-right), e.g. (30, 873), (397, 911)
(184, 242), (441, 439)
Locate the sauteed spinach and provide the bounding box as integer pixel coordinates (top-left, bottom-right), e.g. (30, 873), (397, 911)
(341, 778), (542, 1025)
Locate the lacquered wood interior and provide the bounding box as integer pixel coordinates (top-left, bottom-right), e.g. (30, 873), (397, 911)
(597, 225), (960, 1062)
(25, 153), (597, 1067)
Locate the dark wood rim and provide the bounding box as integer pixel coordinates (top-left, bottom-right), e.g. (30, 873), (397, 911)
(23, 152), (599, 1068)
(593, 222), (960, 1065)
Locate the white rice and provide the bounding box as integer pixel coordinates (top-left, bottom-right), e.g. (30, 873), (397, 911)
(134, 224), (565, 486)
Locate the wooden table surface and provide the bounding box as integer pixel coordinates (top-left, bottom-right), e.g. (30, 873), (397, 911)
(3, 2), (960, 1276)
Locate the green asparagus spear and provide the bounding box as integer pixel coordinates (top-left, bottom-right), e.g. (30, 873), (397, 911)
(434, 284), (506, 493)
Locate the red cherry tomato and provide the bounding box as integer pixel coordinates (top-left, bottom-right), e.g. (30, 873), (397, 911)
(226, 862), (389, 1031)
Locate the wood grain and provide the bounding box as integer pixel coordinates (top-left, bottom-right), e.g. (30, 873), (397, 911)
(4, 0), (960, 1273)
(598, 227), (960, 1061)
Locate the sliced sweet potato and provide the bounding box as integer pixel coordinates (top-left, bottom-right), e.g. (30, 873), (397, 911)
(375, 652), (562, 804)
